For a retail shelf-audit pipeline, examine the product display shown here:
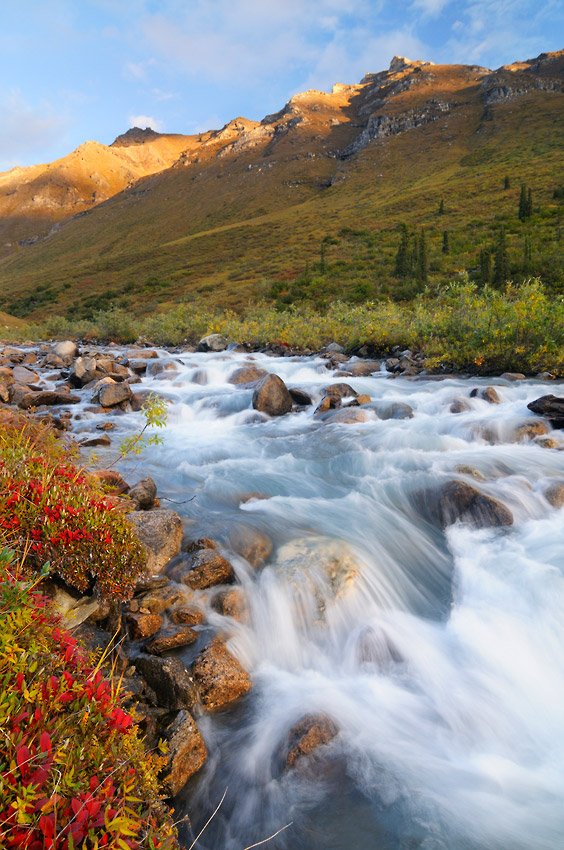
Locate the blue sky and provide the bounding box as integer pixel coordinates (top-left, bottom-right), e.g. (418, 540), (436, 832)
(0, 0), (562, 170)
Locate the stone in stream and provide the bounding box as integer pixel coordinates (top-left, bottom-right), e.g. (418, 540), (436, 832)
(128, 477), (158, 510)
(134, 655), (197, 710)
(340, 360), (381, 377)
(70, 356), (101, 387)
(52, 340), (78, 363)
(544, 482), (564, 508)
(228, 365), (268, 385)
(323, 383), (358, 400)
(450, 398), (471, 414)
(128, 509), (184, 574)
(500, 372), (526, 381)
(197, 333), (229, 352)
(227, 525), (273, 568)
(289, 387), (312, 406)
(80, 434), (111, 447)
(18, 390), (81, 409)
(285, 714), (339, 769)
(527, 395), (564, 430)
(169, 604), (205, 626)
(147, 360), (178, 377)
(192, 638), (252, 712)
(322, 408), (370, 425)
(161, 710), (207, 795)
(212, 588), (248, 622)
(97, 381), (133, 407)
(127, 612), (164, 639)
(145, 625), (198, 655)
(438, 480), (513, 528)
(135, 583), (183, 615)
(169, 548), (234, 589)
(377, 401), (414, 420)
(252, 373), (293, 416)
(511, 421), (550, 442)
(12, 365), (39, 385)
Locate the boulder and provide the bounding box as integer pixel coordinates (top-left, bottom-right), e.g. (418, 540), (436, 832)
(125, 349), (159, 359)
(128, 510), (184, 574)
(534, 436), (559, 449)
(136, 584), (183, 615)
(527, 395), (564, 429)
(192, 639), (252, 712)
(80, 434), (111, 447)
(134, 655), (196, 710)
(169, 605), (205, 626)
(97, 381), (133, 407)
(511, 421), (550, 442)
(12, 365), (39, 385)
(127, 612), (164, 640)
(227, 525), (273, 568)
(146, 625), (198, 655)
(147, 360), (178, 377)
(325, 342), (345, 354)
(169, 548), (234, 589)
(450, 398), (470, 414)
(70, 356), (100, 387)
(354, 394), (372, 406)
(197, 333), (228, 352)
(228, 365), (268, 385)
(545, 482), (564, 508)
(252, 374), (292, 416)
(314, 395), (340, 414)
(341, 360), (380, 377)
(19, 390), (80, 409)
(377, 402), (414, 420)
(161, 710), (207, 796)
(289, 388), (312, 406)
(212, 588), (248, 622)
(474, 386), (501, 404)
(128, 477), (158, 510)
(501, 373), (526, 381)
(0, 381), (10, 403)
(439, 481), (513, 528)
(323, 383), (358, 400)
(52, 340), (78, 363)
(323, 409), (370, 425)
(286, 715), (338, 769)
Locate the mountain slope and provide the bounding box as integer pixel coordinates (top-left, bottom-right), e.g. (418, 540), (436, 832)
(0, 50), (562, 317)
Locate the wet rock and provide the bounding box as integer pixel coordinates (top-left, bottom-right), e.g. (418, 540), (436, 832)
(289, 388), (312, 406)
(134, 575), (170, 594)
(469, 386), (501, 404)
(527, 395), (564, 429)
(197, 333), (228, 352)
(134, 655), (196, 710)
(192, 639), (252, 712)
(50, 587), (105, 629)
(161, 710), (207, 795)
(252, 374), (293, 416)
(227, 525), (273, 568)
(314, 395), (340, 414)
(325, 342), (344, 354)
(455, 465), (486, 481)
(184, 537), (218, 553)
(535, 436), (559, 449)
(511, 421), (550, 442)
(439, 481), (513, 528)
(19, 390), (80, 409)
(228, 365), (268, 385)
(97, 381), (133, 407)
(127, 612), (164, 639)
(128, 477), (158, 510)
(94, 469), (130, 494)
(136, 584), (183, 615)
(52, 340), (78, 363)
(212, 588), (248, 622)
(342, 360), (381, 377)
(80, 434), (111, 447)
(125, 348), (159, 359)
(324, 383), (358, 400)
(129, 359), (148, 374)
(147, 360), (178, 377)
(169, 605), (205, 626)
(385, 357), (401, 372)
(70, 356), (100, 387)
(12, 365), (39, 385)
(450, 398), (471, 414)
(378, 401), (414, 420)
(501, 372), (526, 381)
(322, 408), (370, 425)
(170, 549), (234, 590)
(286, 714), (338, 769)
(545, 482), (564, 508)
(128, 509), (183, 574)
(146, 625), (198, 655)
(354, 394), (372, 406)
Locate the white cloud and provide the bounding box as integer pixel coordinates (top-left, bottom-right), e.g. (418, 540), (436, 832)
(128, 113), (163, 131)
(411, 0), (451, 16)
(0, 91), (67, 170)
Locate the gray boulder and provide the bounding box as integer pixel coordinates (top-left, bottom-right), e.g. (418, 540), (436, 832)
(252, 374), (293, 416)
(198, 333), (228, 352)
(128, 509), (183, 574)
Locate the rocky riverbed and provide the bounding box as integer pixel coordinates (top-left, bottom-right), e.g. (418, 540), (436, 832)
(1, 338), (563, 850)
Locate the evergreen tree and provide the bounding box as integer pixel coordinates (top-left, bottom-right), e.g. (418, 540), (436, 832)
(394, 224), (410, 277)
(493, 227), (510, 287)
(479, 248), (492, 284)
(438, 198), (445, 215)
(519, 184), (528, 220)
(503, 176), (511, 190)
(442, 230), (450, 254)
(417, 230), (428, 285)
(526, 187), (533, 218)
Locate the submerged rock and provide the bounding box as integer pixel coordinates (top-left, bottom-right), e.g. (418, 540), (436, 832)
(145, 625), (198, 655)
(212, 587), (248, 622)
(511, 420), (550, 442)
(545, 482), (564, 508)
(227, 525), (273, 568)
(192, 638), (252, 712)
(252, 374), (293, 416)
(286, 714), (338, 769)
(439, 480), (513, 528)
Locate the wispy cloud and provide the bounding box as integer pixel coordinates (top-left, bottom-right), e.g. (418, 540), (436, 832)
(0, 91), (67, 170)
(128, 113), (163, 131)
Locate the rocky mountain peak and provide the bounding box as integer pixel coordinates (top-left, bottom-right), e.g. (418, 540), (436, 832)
(111, 127), (162, 147)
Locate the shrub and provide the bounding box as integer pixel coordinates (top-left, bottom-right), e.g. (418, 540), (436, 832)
(0, 552), (177, 849)
(0, 414), (146, 600)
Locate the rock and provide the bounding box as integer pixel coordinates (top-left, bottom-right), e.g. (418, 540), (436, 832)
(18, 390), (80, 409)
(128, 477), (158, 510)
(146, 626), (198, 655)
(192, 639), (252, 712)
(197, 333), (228, 352)
(341, 360), (381, 377)
(325, 342), (344, 353)
(527, 395), (564, 429)
(80, 434), (111, 447)
(170, 549), (234, 590)
(169, 605), (205, 626)
(134, 655), (196, 710)
(129, 359), (148, 374)
(136, 584), (183, 614)
(252, 374), (292, 416)
(450, 398), (471, 414)
(385, 357), (401, 372)
(439, 481), (513, 528)
(128, 510), (184, 574)
(228, 365), (268, 385)
(96, 422), (116, 431)
(289, 388), (312, 406)
(125, 349), (159, 359)
(50, 587), (105, 629)
(0, 381), (10, 403)
(483, 386), (501, 404)
(501, 372), (526, 381)
(455, 465), (486, 481)
(378, 402), (414, 420)
(52, 340), (78, 362)
(161, 710), (207, 795)
(286, 714), (338, 769)
(535, 436), (559, 449)
(97, 381), (133, 407)
(212, 588), (248, 622)
(322, 408), (370, 425)
(545, 482), (564, 508)
(511, 421), (550, 441)
(314, 395), (340, 414)
(12, 365), (39, 385)
(70, 356), (100, 387)
(323, 383), (358, 399)
(93, 469), (130, 494)
(127, 612), (164, 639)
(355, 394), (372, 406)
(147, 360), (178, 377)
(227, 525), (273, 568)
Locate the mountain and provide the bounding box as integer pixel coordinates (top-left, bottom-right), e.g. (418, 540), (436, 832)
(0, 50), (562, 318)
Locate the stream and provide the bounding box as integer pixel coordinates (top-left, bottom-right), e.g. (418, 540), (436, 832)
(77, 350), (564, 850)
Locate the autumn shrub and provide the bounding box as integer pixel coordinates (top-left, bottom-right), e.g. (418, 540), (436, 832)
(0, 414), (146, 600)
(0, 551), (177, 849)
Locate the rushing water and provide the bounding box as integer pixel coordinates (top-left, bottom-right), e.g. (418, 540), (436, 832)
(78, 351), (564, 850)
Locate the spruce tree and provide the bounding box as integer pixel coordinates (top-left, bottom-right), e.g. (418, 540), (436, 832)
(442, 230), (450, 254)
(394, 224), (410, 277)
(493, 227), (509, 287)
(526, 188), (533, 218)
(417, 230), (428, 285)
(519, 184), (528, 220)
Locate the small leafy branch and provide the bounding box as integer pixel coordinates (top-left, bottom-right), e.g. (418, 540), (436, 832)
(111, 392), (168, 467)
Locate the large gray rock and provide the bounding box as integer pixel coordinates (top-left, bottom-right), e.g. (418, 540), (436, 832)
(70, 356), (100, 387)
(252, 374), (292, 416)
(439, 481), (513, 528)
(198, 333), (228, 352)
(161, 710), (207, 795)
(12, 365), (39, 385)
(192, 639), (252, 712)
(19, 390), (80, 409)
(134, 654), (196, 710)
(98, 381), (133, 407)
(52, 340), (78, 363)
(527, 395), (564, 429)
(228, 365), (267, 385)
(129, 510), (184, 574)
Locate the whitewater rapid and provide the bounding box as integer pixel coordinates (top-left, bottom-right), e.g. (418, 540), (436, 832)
(82, 351), (564, 850)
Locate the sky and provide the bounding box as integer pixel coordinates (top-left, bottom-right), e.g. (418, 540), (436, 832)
(0, 0), (562, 170)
